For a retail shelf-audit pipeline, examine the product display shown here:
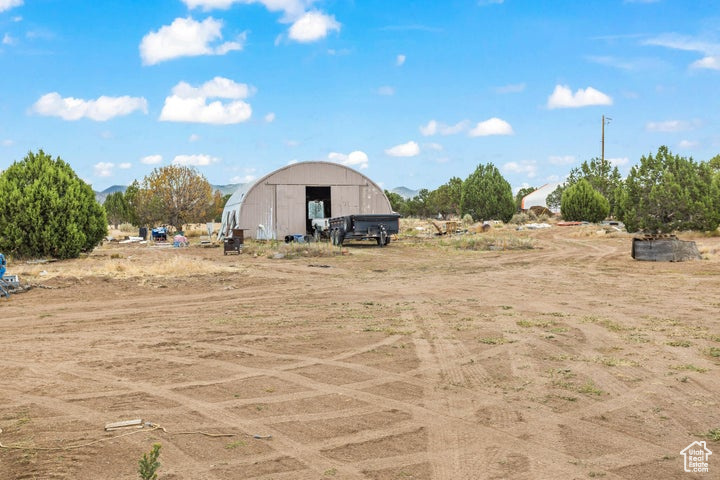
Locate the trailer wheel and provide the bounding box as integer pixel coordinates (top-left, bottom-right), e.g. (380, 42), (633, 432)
(330, 229), (337, 246)
(378, 229), (387, 247)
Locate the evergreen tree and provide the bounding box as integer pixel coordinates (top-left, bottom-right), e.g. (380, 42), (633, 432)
(428, 176), (463, 217)
(104, 191), (130, 228)
(619, 146), (720, 233)
(0, 150), (107, 259)
(384, 190), (406, 214)
(515, 186), (536, 211)
(460, 163), (515, 222)
(548, 158), (622, 216)
(561, 178), (609, 223)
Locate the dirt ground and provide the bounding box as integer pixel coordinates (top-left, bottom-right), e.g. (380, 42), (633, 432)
(1, 226), (719, 479)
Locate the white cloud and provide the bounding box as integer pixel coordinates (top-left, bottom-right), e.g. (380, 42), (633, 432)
(328, 150), (369, 169)
(692, 56), (720, 70)
(512, 182), (531, 195)
(32, 93), (148, 121)
(139, 17), (245, 65)
(494, 83), (525, 94)
(2, 33), (16, 45)
(645, 120), (691, 132)
(425, 142), (443, 151)
(396, 54), (406, 66)
(385, 141), (420, 157)
(159, 77), (253, 124)
(327, 48), (351, 56)
(183, 0), (309, 20)
(547, 84), (613, 109)
(2, 139), (14, 147)
(230, 174), (257, 183)
(264, 112), (275, 122)
(288, 10), (340, 42)
(419, 120), (438, 136)
(94, 162), (114, 177)
(549, 155), (576, 165)
(0, 0), (22, 13)
(172, 154), (220, 166)
(419, 119), (470, 136)
(678, 139), (699, 149)
(503, 161), (537, 178)
(118, 162), (132, 169)
(377, 86), (395, 96)
(468, 117), (514, 137)
(608, 157), (629, 167)
(643, 33), (720, 70)
(189, 133), (201, 142)
(141, 154), (163, 165)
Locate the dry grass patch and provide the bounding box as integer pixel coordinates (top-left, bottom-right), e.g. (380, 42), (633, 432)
(14, 252), (240, 280)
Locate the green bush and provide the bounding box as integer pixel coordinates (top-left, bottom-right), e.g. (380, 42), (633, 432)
(460, 163), (515, 222)
(561, 178), (609, 223)
(0, 150), (107, 259)
(619, 146), (720, 233)
(138, 443), (161, 480)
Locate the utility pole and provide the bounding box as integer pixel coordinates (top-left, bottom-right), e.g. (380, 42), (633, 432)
(601, 114), (605, 171)
(601, 115), (611, 172)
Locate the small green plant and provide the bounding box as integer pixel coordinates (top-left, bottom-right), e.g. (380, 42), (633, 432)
(138, 443), (162, 480)
(671, 364), (707, 373)
(225, 440), (246, 449)
(707, 347), (720, 357)
(479, 336), (511, 345)
(705, 428), (720, 441)
(666, 340), (691, 348)
(578, 381), (604, 396)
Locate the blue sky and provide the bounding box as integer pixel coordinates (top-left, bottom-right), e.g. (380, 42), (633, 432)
(1, 0), (719, 193)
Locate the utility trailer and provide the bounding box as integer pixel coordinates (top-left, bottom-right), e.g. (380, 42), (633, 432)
(328, 213), (400, 247)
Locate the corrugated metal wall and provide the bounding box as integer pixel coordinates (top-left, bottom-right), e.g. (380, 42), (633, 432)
(229, 162), (392, 239)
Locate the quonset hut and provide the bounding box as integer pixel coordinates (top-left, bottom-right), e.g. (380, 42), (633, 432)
(219, 161), (393, 240)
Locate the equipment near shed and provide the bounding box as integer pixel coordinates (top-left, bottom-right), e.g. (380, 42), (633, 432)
(328, 214), (400, 247)
(631, 235), (701, 262)
(0, 254), (28, 297)
(151, 226), (168, 242)
(224, 229), (245, 255)
(431, 220), (458, 235)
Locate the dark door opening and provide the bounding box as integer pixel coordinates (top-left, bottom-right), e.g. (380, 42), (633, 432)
(306, 186), (331, 234)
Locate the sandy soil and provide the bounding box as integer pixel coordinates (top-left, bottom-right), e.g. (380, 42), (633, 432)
(1, 227), (719, 479)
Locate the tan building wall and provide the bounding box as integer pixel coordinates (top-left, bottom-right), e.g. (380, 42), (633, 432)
(222, 162), (392, 240)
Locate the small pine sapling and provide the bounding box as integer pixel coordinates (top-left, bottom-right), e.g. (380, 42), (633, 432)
(138, 443), (162, 480)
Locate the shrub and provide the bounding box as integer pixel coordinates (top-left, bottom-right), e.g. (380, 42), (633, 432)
(460, 163), (515, 222)
(138, 443), (161, 480)
(0, 150), (107, 259)
(561, 179), (609, 223)
(619, 146), (720, 233)
(510, 212), (530, 225)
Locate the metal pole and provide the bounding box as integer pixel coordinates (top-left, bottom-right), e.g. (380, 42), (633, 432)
(601, 114), (605, 172)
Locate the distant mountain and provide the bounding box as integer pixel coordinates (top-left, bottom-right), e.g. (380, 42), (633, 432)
(213, 183), (243, 196)
(95, 183), (416, 203)
(95, 185), (127, 203)
(390, 186), (420, 199)
(94, 183), (242, 204)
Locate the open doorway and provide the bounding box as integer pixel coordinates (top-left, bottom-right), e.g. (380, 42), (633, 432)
(305, 186), (331, 234)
